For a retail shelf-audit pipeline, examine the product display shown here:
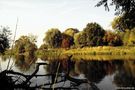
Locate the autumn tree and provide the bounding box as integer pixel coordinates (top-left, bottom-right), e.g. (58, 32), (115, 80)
(103, 31), (123, 46)
(0, 26), (11, 53)
(43, 28), (62, 48)
(62, 28), (79, 48)
(83, 22), (105, 46)
(14, 35), (37, 55)
(61, 33), (73, 48)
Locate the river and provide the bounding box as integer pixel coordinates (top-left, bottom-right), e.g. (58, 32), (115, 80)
(0, 55), (135, 90)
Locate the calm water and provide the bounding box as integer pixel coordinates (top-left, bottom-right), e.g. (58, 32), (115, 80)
(0, 55), (135, 90)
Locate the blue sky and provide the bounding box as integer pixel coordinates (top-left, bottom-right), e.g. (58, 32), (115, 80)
(0, 0), (115, 46)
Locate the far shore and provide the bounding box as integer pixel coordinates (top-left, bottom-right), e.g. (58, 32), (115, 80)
(36, 46), (135, 56)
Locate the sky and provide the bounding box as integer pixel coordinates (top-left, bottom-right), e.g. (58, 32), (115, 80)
(0, 0), (115, 46)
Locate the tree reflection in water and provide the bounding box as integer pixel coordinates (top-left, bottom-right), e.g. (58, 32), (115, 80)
(14, 55), (37, 72)
(45, 57), (100, 90)
(75, 60), (106, 83)
(45, 57), (135, 89)
(114, 60), (135, 87)
(0, 55), (135, 89)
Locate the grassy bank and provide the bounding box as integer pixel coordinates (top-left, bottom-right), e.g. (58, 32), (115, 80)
(36, 46), (135, 57)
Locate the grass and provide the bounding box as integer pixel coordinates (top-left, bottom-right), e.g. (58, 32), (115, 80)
(65, 46), (135, 55)
(71, 54), (135, 61)
(35, 46), (135, 61)
(36, 46), (135, 56)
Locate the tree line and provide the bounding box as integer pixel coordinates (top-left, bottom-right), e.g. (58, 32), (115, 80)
(0, 21), (135, 55)
(0, 22), (135, 55)
(40, 22), (123, 50)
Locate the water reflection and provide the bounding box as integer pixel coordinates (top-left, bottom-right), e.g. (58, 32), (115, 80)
(14, 55), (37, 72)
(43, 56), (135, 89)
(76, 60), (106, 83)
(0, 55), (135, 89)
(114, 60), (135, 87)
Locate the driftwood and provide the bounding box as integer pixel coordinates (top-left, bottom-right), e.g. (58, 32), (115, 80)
(0, 62), (99, 90)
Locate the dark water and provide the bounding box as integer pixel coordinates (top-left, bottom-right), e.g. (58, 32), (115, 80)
(0, 55), (135, 90)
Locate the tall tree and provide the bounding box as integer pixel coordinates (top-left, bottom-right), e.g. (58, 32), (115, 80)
(83, 22), (105, 46)
(43, 28), (62, 48)
(0, 26), (11, 53)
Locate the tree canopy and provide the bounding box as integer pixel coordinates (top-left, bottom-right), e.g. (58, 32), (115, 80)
(96, 0), (135, 14)
(43, 28), (62, 48)
(74, 31), (87, 47)
(83, 22), (105, 46)
(96, 0), (135, 31)
(14, 35), (37, 55)
(64, 28), (79, 37)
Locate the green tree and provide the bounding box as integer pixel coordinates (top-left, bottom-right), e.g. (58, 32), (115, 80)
(64, 28), (79, 37)
(74, 31), (87, 47)
(111, 15), (135, 31)
(43, 28), (62, 48)
(83, 22), (105, 46)
(0, 26), (11, 53)
(122, 30), (130, 45)
(111, 16), (123, 31)
(97, 0), (135, 31)
(127, 28), (135, 46)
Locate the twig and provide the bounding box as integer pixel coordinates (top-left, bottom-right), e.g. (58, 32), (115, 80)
(52, 62), (61, 90)
(7, 18), (18, 70)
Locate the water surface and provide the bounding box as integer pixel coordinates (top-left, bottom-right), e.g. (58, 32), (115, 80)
(0, 55), (135, 90)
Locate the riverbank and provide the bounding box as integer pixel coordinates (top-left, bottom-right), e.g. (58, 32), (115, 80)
(36, 46), (135, 57)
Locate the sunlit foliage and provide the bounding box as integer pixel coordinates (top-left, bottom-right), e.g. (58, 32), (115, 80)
(14, 35), (37, 55)
(64, 28), (79, 37)
(74, 31), (87, 48)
